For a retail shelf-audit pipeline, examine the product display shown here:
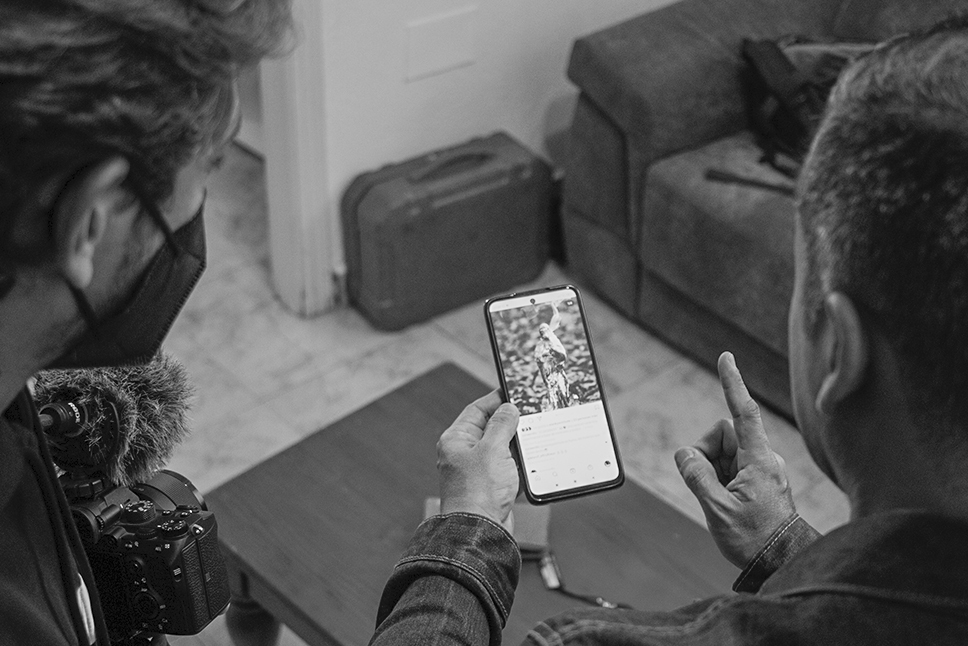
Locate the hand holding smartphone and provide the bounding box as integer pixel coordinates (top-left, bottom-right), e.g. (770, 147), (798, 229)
(485, 285), (624, 503)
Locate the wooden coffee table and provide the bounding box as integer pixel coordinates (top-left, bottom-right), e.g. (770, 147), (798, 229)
(207, 363), (736, 646)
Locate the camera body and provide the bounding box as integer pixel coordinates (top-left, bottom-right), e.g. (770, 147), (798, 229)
(64, 470), (230, 644)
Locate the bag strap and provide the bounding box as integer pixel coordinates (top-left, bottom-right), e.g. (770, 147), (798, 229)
(741, 38), (821, 129)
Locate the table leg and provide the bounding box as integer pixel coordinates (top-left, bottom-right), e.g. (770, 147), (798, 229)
(225, 594), (282, 646)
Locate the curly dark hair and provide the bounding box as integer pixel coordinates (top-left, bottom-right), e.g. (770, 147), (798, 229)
(0, 0), (291, 267)
(797, 15), (968, 440)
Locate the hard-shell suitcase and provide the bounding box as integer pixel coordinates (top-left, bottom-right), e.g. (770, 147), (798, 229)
(341, 132), (552, 330)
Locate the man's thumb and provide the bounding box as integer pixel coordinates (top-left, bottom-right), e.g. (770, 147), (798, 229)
(675, 447), (721, 500)
(483, 403), (519, 446)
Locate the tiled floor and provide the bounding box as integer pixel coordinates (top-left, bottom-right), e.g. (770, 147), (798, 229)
(165, 145), (850, 646)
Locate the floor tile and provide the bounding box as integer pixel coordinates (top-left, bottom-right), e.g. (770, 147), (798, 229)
(431, 263), (683, 398)
(579, 289), (683, 395)
(165, 352), (264, 434)
(431, 298), (499, 363)
(430, 263), (572, 363)
(264, 304), (398, 378)
(607, 360), (849, 531)
(191, 614), (311, 646)
(166, 401), (303, 494)
(262, 324), (498, 439)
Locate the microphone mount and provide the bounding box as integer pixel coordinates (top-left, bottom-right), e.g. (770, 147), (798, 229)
(40, 399), (123, 489)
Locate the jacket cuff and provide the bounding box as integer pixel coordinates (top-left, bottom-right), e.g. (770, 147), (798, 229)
(733, 513), (822, 593)
(377, 513), (521, 635)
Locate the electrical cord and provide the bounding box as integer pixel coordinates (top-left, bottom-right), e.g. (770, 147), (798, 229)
(538, 551), (635, 610)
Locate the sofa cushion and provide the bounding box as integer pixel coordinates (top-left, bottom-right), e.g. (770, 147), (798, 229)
(638, 131), (795, 356)
(832, 0), (962, 42)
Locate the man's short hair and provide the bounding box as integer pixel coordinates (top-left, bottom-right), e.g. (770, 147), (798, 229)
(0, 0), (291, 266)
(798, 16), (968, 439)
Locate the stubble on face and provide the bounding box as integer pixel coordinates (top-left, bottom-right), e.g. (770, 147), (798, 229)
(41, 207), (157, 365)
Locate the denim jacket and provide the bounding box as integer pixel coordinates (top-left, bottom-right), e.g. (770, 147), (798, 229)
(372, 509), (968, 645)
(371, 513), (520, 646)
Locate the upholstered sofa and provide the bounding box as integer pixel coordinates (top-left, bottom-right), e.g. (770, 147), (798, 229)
(562, 0), (961, 417)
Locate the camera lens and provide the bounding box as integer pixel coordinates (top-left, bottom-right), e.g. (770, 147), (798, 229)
(132, 470), (207, 512)
(530, 298), (536, 304)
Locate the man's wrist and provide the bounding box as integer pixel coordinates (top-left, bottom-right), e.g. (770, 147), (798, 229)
(733, 513), (822, 593)
(440, 496), (503, 521)
(439, 501), (512, 533)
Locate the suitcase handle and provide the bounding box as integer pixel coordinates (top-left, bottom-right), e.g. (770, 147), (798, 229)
(409, 150), (495, 183)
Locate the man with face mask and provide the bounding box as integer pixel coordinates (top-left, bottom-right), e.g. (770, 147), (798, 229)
(0, 2), (292, 643)
(0, 3), (529, 645)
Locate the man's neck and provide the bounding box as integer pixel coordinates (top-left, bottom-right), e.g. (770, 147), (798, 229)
(829, 338), (968, 525)
(840, 416), (968, 525)
(850, 475), (968, 524)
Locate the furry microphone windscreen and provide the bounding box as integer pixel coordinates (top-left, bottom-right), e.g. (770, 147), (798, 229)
(32, 353), (194, 486)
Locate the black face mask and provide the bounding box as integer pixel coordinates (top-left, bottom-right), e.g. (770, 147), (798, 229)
(48, 191), (207, 369)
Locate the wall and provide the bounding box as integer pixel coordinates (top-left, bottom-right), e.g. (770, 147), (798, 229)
(250, 0), (677, 314)
(319, 0), (675, 271)
(236, 66), (263, 154)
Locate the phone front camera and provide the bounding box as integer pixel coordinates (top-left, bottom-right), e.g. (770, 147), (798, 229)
(530, 298), (536, 304)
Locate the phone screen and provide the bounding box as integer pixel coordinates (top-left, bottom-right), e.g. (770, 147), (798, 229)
(485, 285), (623, 502)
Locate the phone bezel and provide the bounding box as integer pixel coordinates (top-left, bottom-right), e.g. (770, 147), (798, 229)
(484, 284), (624, 504)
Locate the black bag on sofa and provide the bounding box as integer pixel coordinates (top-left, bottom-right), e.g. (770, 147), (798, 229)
(341, 132), (552, 331)
(741, 38), (875, 177)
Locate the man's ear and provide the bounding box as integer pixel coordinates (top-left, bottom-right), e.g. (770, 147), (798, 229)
(815, 291), (870, 414)
(53, 157), (131, 289)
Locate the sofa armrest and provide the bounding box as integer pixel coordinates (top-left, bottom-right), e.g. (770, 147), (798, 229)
(567, 0), (842, 166)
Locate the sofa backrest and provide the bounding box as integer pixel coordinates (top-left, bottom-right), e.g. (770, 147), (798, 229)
(832, 0), (964, 41)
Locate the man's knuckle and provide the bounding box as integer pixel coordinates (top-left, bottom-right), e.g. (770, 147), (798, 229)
(682, 465), (706, 488)
(738, 397), (761, 420)
(436, 435), (453, 457)
(495, 403), (518, 418)
(490, 409), (510, 422)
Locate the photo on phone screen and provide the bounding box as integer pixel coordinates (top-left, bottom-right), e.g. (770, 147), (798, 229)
(485, 285), (623, 503)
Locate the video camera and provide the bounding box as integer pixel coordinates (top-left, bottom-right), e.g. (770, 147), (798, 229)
(40, 399), (230, 645)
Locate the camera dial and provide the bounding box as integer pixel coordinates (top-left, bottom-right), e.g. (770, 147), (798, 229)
(121, 500), (157, 524)
(159, 518), (190, 538)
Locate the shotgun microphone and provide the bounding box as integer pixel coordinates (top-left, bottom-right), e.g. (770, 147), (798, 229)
(32, 352), (194, 487)
(34, 355), (230, 643)
(39, 399), (99, 437)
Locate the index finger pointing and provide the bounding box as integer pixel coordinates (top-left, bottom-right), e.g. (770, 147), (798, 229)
(717, 352), (771, 456)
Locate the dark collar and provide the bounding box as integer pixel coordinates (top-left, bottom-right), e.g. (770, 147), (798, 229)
(0, 388), (39, 508)
(4, 387), (37, 428)
(761, 509), (968, 602)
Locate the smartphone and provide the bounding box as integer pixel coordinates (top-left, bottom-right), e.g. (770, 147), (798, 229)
(484, 284), (624, 504)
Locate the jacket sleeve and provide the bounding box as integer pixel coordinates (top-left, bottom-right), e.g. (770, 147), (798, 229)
(732, 513), (822, 593)
(370, 513), (521, 646)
